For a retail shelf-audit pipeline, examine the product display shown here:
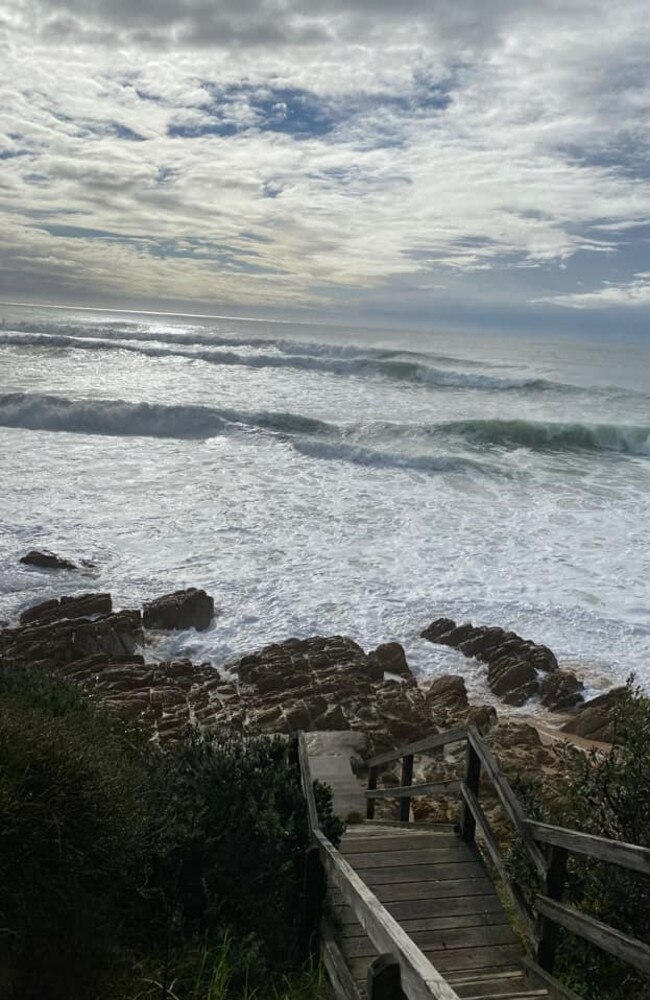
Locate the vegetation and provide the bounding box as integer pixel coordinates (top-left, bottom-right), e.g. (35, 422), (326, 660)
(0, 665), (341, 1000)
(507, 679), (650, 1000)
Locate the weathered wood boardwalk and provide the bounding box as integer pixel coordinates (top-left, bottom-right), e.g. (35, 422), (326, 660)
(333, 823), (547, 999)
(299, 727), (650, 1000)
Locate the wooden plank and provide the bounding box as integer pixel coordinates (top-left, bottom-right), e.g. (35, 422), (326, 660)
(460, 782), (536, 941)
(344, 923), (517, 958)
(316, 830), (462, 1000)
(366, 781), (461, 800)
(467, 727), (547, 880)
(350, 946), (523, 983)
(343, 834), (461, 854)
(357, 862), (482, 885)
(349, 847), (473, 868)
(373, 878), (494, 903)
(535, 895), (650, 978)
(526, 820), (650, 876)
(335, 895), (505, 924)
(343, 912), (508, 938)
(449, 974), (533, 998)
(321, 923), (360, 1000)
(422, 946), (523, 974)
(368, 728), (468, 768)
(298, 731), (320, 835)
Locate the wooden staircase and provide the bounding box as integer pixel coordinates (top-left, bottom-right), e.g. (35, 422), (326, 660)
(297, 726), (650, 1000)
(335, 823), (547, 999)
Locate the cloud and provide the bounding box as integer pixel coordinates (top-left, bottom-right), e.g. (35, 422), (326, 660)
(0, 0), (649, 322)
(537, 272), (650, 309)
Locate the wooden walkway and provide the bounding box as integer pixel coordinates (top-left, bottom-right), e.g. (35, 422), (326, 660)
(298, 727), (650, 1000)
(333, 823), (547, 999)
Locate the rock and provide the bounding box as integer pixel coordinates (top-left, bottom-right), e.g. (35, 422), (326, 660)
(458, 627), (506, 658)
(561, 687), (628, 743)
(539, 670), (584, 711)
(19, 593), (112, 626)
(19, 549), (76, 570)
(367, 642), (414, 681)
(143, 588), (214, 631)
(488, 659), (539, 706)
(424, 674), (469, 712)
(420, 617), (456, 641)
(434, 622), (478, 647)
(0, 610), (143, 668)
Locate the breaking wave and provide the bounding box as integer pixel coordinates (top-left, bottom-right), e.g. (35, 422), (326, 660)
(0, 331), (558, 392)
(437, 418), (650, 456)
(1, 394), (647, 460)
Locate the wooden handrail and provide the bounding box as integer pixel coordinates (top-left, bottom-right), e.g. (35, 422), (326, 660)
(366, 728), (467, 768)
(526, 820), (650, 876)
(296, 732), (461, 1000)
(536, 896), (650, 978)
(365, 779), (460, 800)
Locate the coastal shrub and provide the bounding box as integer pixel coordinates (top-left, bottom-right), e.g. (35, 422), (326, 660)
(0, 665), (157, 1000)
(506, 679), (650, 1000)
(0, 666), (340, 1000)
(149, 730), (343, 978)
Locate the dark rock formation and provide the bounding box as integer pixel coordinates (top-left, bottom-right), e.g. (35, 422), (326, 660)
(424, 674), (469, 712)
(488, 659), (539, 706)
(0, 610), (142, 669)
(20, 593), (112, 626)
(367, 642), (414, 682)
(19, 549), (76, 570)
(143, 588), (214, 631)
(539, 670), (584, 711)
(420, 618), (456, 642)
(420, 616), (560, 707)
(561, 687), (627, 742)
(234, 635), (432, 749)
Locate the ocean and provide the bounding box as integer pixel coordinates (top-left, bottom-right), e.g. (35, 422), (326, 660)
(1, 303), (649, 706)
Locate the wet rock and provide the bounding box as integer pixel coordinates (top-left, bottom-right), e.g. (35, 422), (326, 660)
(434, 622), (478, 647)
(368, 642), (414, 681)
(424, 674), (469, 712)
(539, 670), (584, 711)
(20, 549), (76, 571)
(561, 686), (627, 743)
(420, 617), (456, 641)
(0, 610), (143, 668)
(20, 593), (112, 626)
(143, 588), (214, 631)
(488, 659), (539, 706)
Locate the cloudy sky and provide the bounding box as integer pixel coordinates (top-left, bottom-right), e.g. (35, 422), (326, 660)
(1, 0), (649, 332)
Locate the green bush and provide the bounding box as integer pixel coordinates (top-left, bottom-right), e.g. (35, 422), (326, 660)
(0, 666), (340, 1000)
(0, 666), (157, 1000)
(506, 679), (650, 1000)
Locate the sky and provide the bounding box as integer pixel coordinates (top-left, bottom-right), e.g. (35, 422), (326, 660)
(1, 0), (649, 333)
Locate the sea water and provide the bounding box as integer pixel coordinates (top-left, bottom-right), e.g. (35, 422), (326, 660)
(1, 304), (648, 706)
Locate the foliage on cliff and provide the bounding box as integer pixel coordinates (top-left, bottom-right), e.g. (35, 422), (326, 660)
(0, 665), (338, 1000)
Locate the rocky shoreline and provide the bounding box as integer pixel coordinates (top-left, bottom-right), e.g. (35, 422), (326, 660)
(0, 555), (628, 818)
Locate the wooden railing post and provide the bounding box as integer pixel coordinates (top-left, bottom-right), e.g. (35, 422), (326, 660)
(366, 766), (378, 820)
(459, 738), (481, 843)
(366, 954), (406, 1000)
(399, 754), (414, 823)
(301, 844), (326, 963)
(536, 843), (568, 973)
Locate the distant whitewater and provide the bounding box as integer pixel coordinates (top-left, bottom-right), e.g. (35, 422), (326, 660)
(1, 305), (649, 701)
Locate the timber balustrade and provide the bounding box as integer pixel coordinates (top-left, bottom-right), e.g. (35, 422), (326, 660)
(360, 723), (650, 982)
(297, 732), (462, 1000)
